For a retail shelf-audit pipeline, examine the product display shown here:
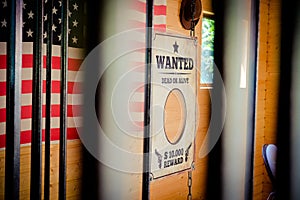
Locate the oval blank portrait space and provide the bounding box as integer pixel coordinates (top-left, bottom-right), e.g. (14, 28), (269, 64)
(164, 89), (186, 144)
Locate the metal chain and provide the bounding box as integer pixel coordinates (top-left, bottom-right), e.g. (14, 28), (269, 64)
(187, 170), (192, 200)
(190, 0), (196, 37)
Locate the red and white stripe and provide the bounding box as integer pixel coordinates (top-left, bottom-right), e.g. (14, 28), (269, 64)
(0, 43), (84, 149)
(0, 0), (167, 149)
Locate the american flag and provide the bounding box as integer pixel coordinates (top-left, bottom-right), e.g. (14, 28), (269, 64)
(0, 0), (85, 148)
(0, 0), (167, 148)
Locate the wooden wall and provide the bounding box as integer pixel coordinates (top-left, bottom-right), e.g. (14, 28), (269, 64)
(0, 140), (83, 199)
(253, 0), (281, 199)
(150, 0), (212, 199)
(159, 0), (282, 199)
(0, 1), (213, 200)
(0, 1), (283, 199)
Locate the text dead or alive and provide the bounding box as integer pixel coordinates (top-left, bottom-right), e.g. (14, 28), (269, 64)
(162, 77), (189, 84)
(163, 148), (184, 168)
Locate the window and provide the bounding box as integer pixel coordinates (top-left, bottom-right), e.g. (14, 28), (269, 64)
(201, 14), (215, 85)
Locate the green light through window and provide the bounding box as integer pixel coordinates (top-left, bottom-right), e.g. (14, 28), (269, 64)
(201, 16), (215, 84)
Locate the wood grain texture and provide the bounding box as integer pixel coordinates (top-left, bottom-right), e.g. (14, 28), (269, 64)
(0, 140), (82, 200)
(253, 0), (281, 199)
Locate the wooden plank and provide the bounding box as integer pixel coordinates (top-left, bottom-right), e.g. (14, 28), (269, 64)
(258, 28), (269, 42)
(259, 172), (274, 199)
(254, 150), (264, 160)
(202, 0), (213, 13)
(253, 159), (264, 169)
(253, 174), (264, 186)
(253, 0), (281, 198)
(253, 163), (266, 175)
(150, 172), (188, 200)
(0, 175), (4, 200)
(18, 179), (81, 200)
(0, 140), (82, 199)
(48, 163), (83, 184)
(253, 184), (263, 200)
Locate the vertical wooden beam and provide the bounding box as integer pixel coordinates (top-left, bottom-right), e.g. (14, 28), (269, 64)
(59, 0), (69, 199)
(5, 0), (22, 199)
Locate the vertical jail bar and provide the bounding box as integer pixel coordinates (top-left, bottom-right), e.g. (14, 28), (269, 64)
(30, 0), (44, 199)
(220, 0), (258, 199)
(142, 0), (153, 200)
(59, 0), (68, 199)
(44, 0), (53, 199)
(4, 0), (22, 199)
(276, 1), (297, 199)
(291, 2), (300, 199)
(205, 0), (225, 198)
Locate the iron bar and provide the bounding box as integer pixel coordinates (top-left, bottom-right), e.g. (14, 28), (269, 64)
(276, 1), (298, 198)
(290, 2), (300, 199)
(44, 0), (53, 199)
(142, 0), (153, 199)
(30, 0), (44, 199)
(4, 0), (22, 199)
(59, 0), (69, 199)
